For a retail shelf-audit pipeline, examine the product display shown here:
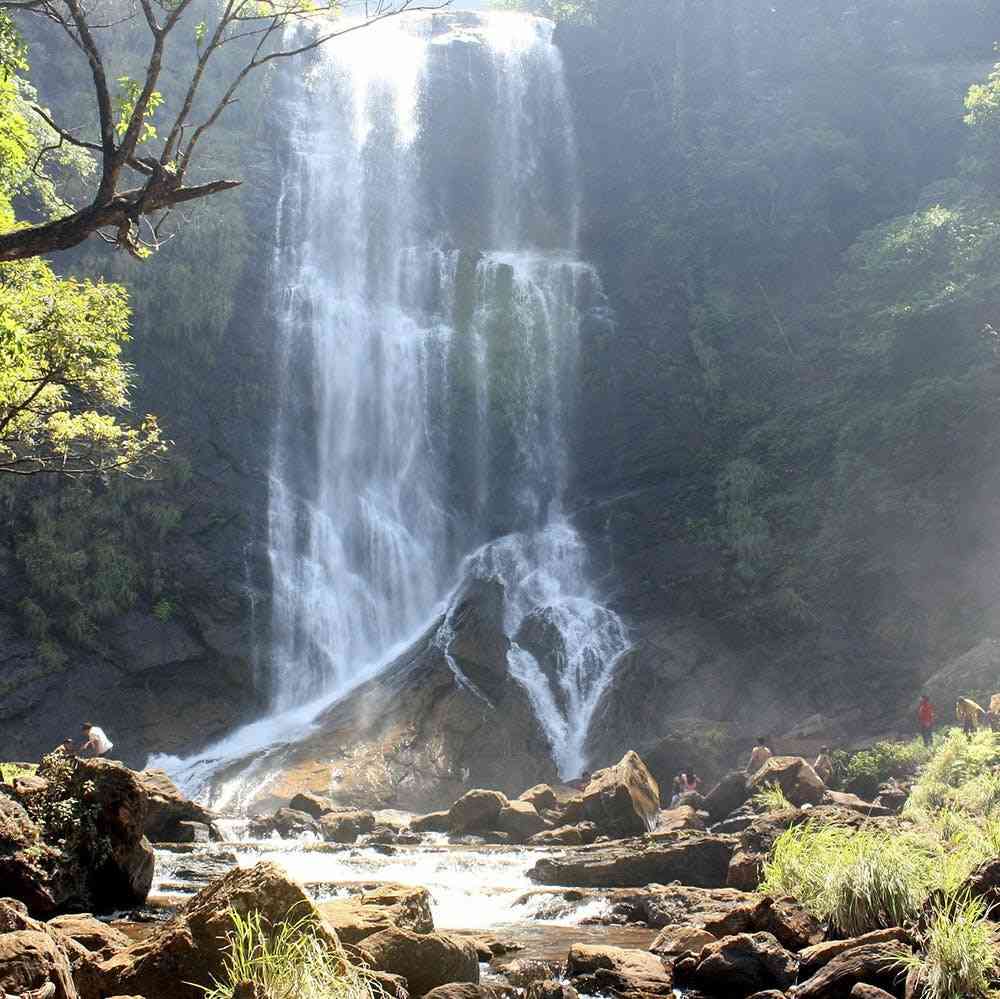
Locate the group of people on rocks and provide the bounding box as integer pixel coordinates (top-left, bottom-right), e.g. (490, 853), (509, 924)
(742, 736), (833, 782)
(918, 693), (1000, 743)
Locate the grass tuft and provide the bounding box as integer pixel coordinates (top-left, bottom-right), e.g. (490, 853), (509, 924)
(752, 782), (793, 813)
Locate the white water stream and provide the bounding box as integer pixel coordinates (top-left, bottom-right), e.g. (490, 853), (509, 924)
(155, 11), (628, 799)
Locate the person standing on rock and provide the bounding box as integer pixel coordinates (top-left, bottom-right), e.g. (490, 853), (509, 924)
(77, 722), (114, 757)
(956, 698), (985, 739)
(813, 746), (834, 785)
(746, 737), (772, 774)
(917, 695), (935, 747)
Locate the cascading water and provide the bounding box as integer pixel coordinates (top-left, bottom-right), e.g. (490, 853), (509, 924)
(157, 11), (629, 793)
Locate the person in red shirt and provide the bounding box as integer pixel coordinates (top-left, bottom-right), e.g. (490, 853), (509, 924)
(917, 695), (934, 747)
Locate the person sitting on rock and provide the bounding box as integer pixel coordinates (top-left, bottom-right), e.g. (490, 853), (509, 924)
(813, 746), (834, 785)
(956, 698), (985, 739)
(78, 722), (114, 758)
(746, 737), (772, 774)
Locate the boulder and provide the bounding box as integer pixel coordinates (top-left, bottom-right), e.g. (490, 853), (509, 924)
(727, 809), (803, 892)
(497, 802), (546, 841)
(528, 823), (597, 847)
(410, 811), (451, 834)
(850, 986), (896, 999)
(652, 806), (705, 834)
(798, 930), (912, 979)
(762, 897), (824, 951)
(0, 797), (59, 916)
(749, 758), (825, 807)
(649, 925), (716, 957)
(692, 932), (798, 995)
(318, 884), (433, 944)
(528, 832), (736, 888)
(565, 943), (673, 997)
(704, 771), (751, 822)
(579, 752), (660, 837)
(448, 790), (509, 834)
(0, 930), (77, 999)
(135, 769), (218, 843)
(872, 783), (909, 815)
(100, 861), (336, 999)
(792, 942), (910, 999)
(288, 791), (336, 818)
(822, 792), (891, 818)
(526, 982), (579, 999)
(962, 856), (1000, 911)
(425, 987), (503, 999)
(360, 927), (479, 997)
(174, 821), (211, 844)
(318, 810), (376, 844)
(498, 958), (556, 988)
(46, 915), (129, 961)
(248, 807), (319, 838)
(518, 785), (559, 812)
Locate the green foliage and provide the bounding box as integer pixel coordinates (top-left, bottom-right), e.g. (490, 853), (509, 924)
(907, 729), (1000, 820)
(752, 782), (792, 813)
(899, 892), (997, 999)
(834, 739), (931, 799)
(114, 77), (163, 143)
(198, 907), (380, 999)
(0, 760), (35, 782)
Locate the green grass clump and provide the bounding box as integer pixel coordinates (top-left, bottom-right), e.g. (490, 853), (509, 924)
(753, 782), (793, 813)
(833, 739), (931, 798)
(199, 908), (380, 999)
(0, 762), (37, 783)
(907, 729), (1000, 819)
(762, 822), (936, 935)
(899, 893), (997, 999)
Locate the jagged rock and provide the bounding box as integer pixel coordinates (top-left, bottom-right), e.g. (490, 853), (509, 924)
(649, 926), (716, 957)
(565, 944), (673, 997)
(100, 861), (336, 999)
(528, 823), (597, 846)
(462, 933), (523, 961)
(448, 790), (509, 834)
(761, 898), (824, 952)
(749, 758), (825, 807)
(515, 608), (571, 714)
(174, 821), (211, 843)
(288, 791), (335, 818)
(410, 811), (450, 833)
(360, 927), (480, 996)
(850, 986), (895, 999)
(798, 930), (912, 979)
(704, 772), (751, 822)
(498, 959), (556, 988)
(518, 785), (559, 812)
(318, 884), (433, 944)
(425, 986), (502, 999)
(318, 809), (376, 843)
(497, 801), (546, 841)
(692, 932), (798, 995)
(961, 856), (1000, 912)
(0, 930), (77, 999)
(792, 942), (911, 999)
(872, 783), (909, 815)
(822, 792), (891, 818)
(713, 804), (758, 835)
(135, 770), (218, 843)
(526, 981), (579, 999)
(652, 806), (705, 834)
(46, 916), (129, 962)
(579, 752), (660, 837)
(247, 807), (318, 838)
(727, 809), (802, 892)
(528, 832), (736, 888)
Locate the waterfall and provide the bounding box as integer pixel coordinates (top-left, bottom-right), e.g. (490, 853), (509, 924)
(157, 11), (628, 791)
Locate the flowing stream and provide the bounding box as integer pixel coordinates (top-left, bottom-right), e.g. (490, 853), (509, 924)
(156, 11), (628, 796)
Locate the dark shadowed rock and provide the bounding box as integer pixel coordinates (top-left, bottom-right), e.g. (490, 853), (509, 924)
(425, 986), (503, 999)
(792, 942), (910, 999)
(749, 758), (825, 807)
(318, 809), (376, 843)
(693, 932), (798, 995)
(449, 790), (509, 834)
(360, 927), (480, 996)
(850, 985), (896, 999)
(962, 856), (1000, 912)
(580, 752), (660, 837)
(565, 943), (673, 997)
(704, 771), (751, 822)
(798, 930), (912, 979)
(526, 981), (579, 999)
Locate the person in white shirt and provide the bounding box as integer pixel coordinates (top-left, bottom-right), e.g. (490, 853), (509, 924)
(79, 723), (113, 757)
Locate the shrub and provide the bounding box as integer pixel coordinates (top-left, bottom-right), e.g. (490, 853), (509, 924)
(199, 907), (380, 999)
(834, 739), (931, 798)
(899, 893), (997, 999)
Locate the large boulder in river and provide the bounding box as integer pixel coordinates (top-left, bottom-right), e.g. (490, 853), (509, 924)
(705, 771), (751, 822)
(579, 751), (660, 837)
(248, 806), (319, 839)
(136, 769), (218, 843)
(448, 789), (509, 834)
(749, 756), (826, 806)
(528, 831), (736, 888)
(289, 791), (336, 818)
(100, 861), (336, 999)
(518, 785), (559, 812)
(360, 927), (480, 996)
(565, 943), (673, 998)
(690, 932), (798, 995)
(319, 884), (434, 945)
(497, 801), (547, 841)
(319, 809), (376, 843)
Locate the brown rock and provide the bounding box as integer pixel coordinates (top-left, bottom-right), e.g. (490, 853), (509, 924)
(528, 823), (597, 847)
(360, 927), (479, 996)
(411, 811), (451, 833)
(318, 809), (376, 844)
(136, 769), (218, 843)
(565, 943), (673, 997)
(652, 806), (705, 834)
(248, 807), (319, 838)
(762, 897), (825, 951)
(963, 856), (1000, 911)
(526, 981), (579, 999)
(528, 832), (735, 888)
(798, 930), (912, 979)
(580, 752), (660, 838)
(0, 929), (77, 999)
(749, 758), (825, 807)
(47, 914), (129, 961)
(448, 790), (509, 834)
(497, 801), (547, 841)
(822, 792), (891, 818)
(649, 925), (717, 957)
(728, 848), (767, 891)
(704, 772), (751, 822)
(100, 861), (336, 999)
(498, 958), (556, 988)
(319, 883), (433, 944)
(791, 942), (910, 999)
(850, 986), (896, 999)
(693, 932), (798, 995)
(424, 986), (502, 999)
(518, 785), (559, 812)
(288, 791), (336, 818)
